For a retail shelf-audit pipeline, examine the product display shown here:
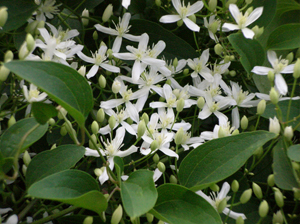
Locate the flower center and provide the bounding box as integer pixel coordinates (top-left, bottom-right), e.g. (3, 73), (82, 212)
(122, 89), (133, 102)
(273, 59), (288, 74)
(29, 89), (40, 100)
(209, 102), (219, 112)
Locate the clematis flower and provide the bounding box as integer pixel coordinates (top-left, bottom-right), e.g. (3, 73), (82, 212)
(122, 0), (131, 9)
(204, 15), (221, 42)
(35, 0), (61, 21)
(23, 83), (48, 103)
(159, 0), (204, 32)
(251, 50), (294, 95)
(222, 4), (263, 39)
(196, 182), (247, 220)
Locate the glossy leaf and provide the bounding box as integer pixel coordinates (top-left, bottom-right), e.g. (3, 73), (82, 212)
(179, 131), (276, 190)
(250, 0), (277, 28)
(274, 140), (298, 190)
(28, 170), (107, 215)
(228, 33), (265, 74)
(288, 145), (300, 162)
(267, 24), (300, 50)
(150, 184), (222, 224)
(277, 0), (300, 16)
(26, 145), (85, 188)
(121, 169), (157, 218)
(5, 61), (93, 127)
(32, 102), (58, 124)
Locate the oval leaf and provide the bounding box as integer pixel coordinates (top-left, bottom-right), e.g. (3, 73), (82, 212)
(121, 169), (158, 218)
(28, 170), (107, 215)
(267, 23), (300, 50)
(4, 61), (93, 127)
(179, 131), (276, 190)
(32, 102), (58, 124)
(288, 145), (300, 162)
(26, 144), (85, 188)
(150, 184), (222, 224)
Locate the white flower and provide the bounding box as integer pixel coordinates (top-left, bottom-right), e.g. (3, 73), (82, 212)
(23, 84), (48, 103)
(95, 13), (140, 53)
(196, 182), (247, 220)
(222, 4), (263, 39)
(159, 0), (204, 32)
(35, 0), (61, 21)
(204, 15), (221, 42)
(251, 50), (294, 95)
(201, 122), (236, 140)
(122, 0), (131, 9)
(269, 116), (280, 135)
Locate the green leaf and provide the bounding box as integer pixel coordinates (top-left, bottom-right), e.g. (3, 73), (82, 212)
(4, 61), (93, 127)
(150, 184), (222, 224)
(114, 156), (124, 183)
(250, 0), (277, 28)
(121, 169), (158, 218)
(288, 145), (300, 162)
(28, 170), (107, 215)
(128, 19), (198, 60)
(179, 131), (276, 190)
(0, 0), (38, 33)
(228, 33), (265, 74)
(26, 145), (85, 188)
(274, 140), (298, 190)
(252, 74), (271, 94)
(262, 100), (300, 131)
(277, 0), (300, 17)
(267, 24), (300, 50)
(32, 102), (58, 124)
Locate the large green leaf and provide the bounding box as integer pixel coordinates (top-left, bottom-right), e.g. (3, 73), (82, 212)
(121, 169), (157, 218)
(5, 61), (93, 127)
(114, 156), (124, 183)
(32, 102), (58, 124)
(26, 145), (85, 188)
(28, 170), (107, 215)
(0, 0), (38, 33)
(267, 24), (300, 50)
(150, 184), (222, 224)
(228, 33), (265, 74)
(274, 140), (299, 190)
(277, 0), (300, 17)
(288, 145), (300, 162)
(250, 0), (277, 28)
(179, 131), (276, 190)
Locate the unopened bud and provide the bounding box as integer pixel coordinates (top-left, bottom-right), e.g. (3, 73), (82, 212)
(4, 50), (14, 62)
(208, 0), (217, 11)
(218, 126), (227, 138)
(245, 0), (253, 4)
(224, 55), (231, 63)
(214, 44), (223, 56)
(241, 116), (248, 130)
(197, 97), (205, 109)
(293, 188), (300, 200)
(257, 99), (266, 115)
(0, 65), (10, 81)
(57, 107), (67, 119)
(229, 70), (236, 77)
(252, 25), (264, 39)
(158, 221), (164, 224)
(231, 180), (239, 192)
(274, 188), (284, 208)
(22, 164), (27, 176)
(188, 14), (196, 23)
(246, 7), (253, 15)
(232, 129), (239, 135)
(157, 162), (166, 173)
(48, 118), (56, 126)
(176, 98), (185, 112)
(150, 140), (159, 151)
(267, 70), (275, 82)
(269, 87), (279, 105)
(170, 175), (177, 184)
(60, 125), (67, 136)
(137, 120), (146, 138)
(236, 216), (244, 224)
(252, 182), (263, 199)
(272, 210), (283, 224)
(81, 9), (89, 26)
(97, 108), (105, 123)
(292, 162), (300, 171)
(25, 20), (39, 34)
(259, 200), (269, 218)
(177, 19), (183, 27)
(83, 216), (93, 224)
(111, 204), (123, 224)
(225, 0), (237, 8)
(112, 79), (121, 94)
(284, 126), (293, 140)
(155, 0), (161, 7)
(50, 143), (57, 150)
(267, 174), (275, 187)
(0, 7), (8, 29)
(153, 154), (159, 164)
(173, 57), (178, 68)
(78, 66), (86, 77)
(107, 49), (113, 60)
(293, 58), (300, 79)
(108, 115), (116, 130)
(286, 52), (294, 64)
(175, 127), (185, 145)
(146, 213), (154, 223)
(35, 20), (45, 35)
(141, 113), (149, 125)
(210, 183), (219, 192)
(26, 33), (35, 52)
(183, 68), (189, 76)
(23, 151), (31, 167)
(94, 167), (104, 177)
(93, 31), (98, 41)
(240, 189), (252, 204)
(98, 75), (106, 88)
(91, 121), (99, 135)
(217, 198), (227, 213)
(8, 115), (16, 128)
(269, 117), (280, 135)
(102, 4), (113, 23)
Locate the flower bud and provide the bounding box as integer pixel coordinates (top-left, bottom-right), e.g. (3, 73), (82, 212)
(8, 115), (16, 128)
(98, 75), (106, 89)
(50, 143), (57, 150)
(111, 204), (123, 224)
(269, 116), (280, 135)
(252, 25), (264, 39)
(97, 108), (105, 123)
(269, 87), (279, 105)
(78, 66), (86, 77)
(158, 221), (164, 224)
(26, 33), (35, 52)
(153, 153), (160, 164)
(94, 168), (103, 177)
(209, 20), (219, 34)
(208, 0), (217, 11)
(232, 129), (239, 135)
(224, 55), (231, 63)
(286, 52), (294, 64)
(60, 125), (67, 136)
(108, 115), (116, 130)
(57, 107), (67, 119)
(141, 112), (149, 125)
(93, 30), (98, 41)
(81, 9), (89, 26)
(188, 14), (196, 23)
(259, 200), (269, 218)
(292, 162), (300, 171)
(175, 127), (185, 145)
(241, 116), (248, 130)
(89, 134), (97, 149)
(257, 99), (266, 115)
(146, 213), (154, 223)
(48, 118), (56, 126)
(102, 4), (113, 23)
(91, 121), (99, 135)
(214, 44), (223, 56)
(157, 162), (166, 173)
(177, 19), (183, 27)
(284, 126), (293, 141)
(252, 182), (263, 200)
(137, 120), (146, 138)
(267, 70), (275, 82)
(22, 164), (27, 176)
(253, 146), (263, 158)
(267, 174), (275, 187)
(217, 198), (227, 213)
(236, 216), (244, 224)
(151, 140), (159, 152)
(107, 49), (113, 60)
(0, 65), (10, 82)
(246, 6), (253, 15)
(293, 58), (300, 79)
(25, 20), (39, 34)
(231, 180), (239, 193)
(272, 210), (283, 224)
(210, 183), (219, 192)
(170, 175), (177, 184)
(35, 20), (45, 35)
(197, 97), (205, 109)
(23, 151), (31, 167)
(176, 98), (185, 112)
(245, 0), (253, 4)
(4, 50), (14, 62)
(229, 70), (236, 77)
(225, 0), (237, 8)
(112, 79), (121, 94)
(218, 126), (227, 138)
(274, 189), (284, 208)
(83, 216), (93, 224)
(293, 188), (300, 200)
(0, 7), (8, 29)
(183, 68), (189, 76)
(240, 189), (252, 204)
(155, 0), (161, 7)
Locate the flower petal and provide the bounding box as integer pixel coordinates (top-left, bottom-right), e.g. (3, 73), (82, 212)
(183, 18), (200, 32)
(159, 15), (181, 23)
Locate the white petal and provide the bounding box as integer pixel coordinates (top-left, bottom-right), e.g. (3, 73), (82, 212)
(229, 4), (241, 23)
(116, 145), (138, 157)
(231, 107), (240, 129)
(267, 50), (277, 67)
(198, 106), (212, 120)
(246, 7), (263, 26)
(223, 208), (247, 220)
(122, 0), (131, 9)
(251, 66), (272, 75)
(218, 182), (230, 199)
(159, 15), (181, 23)
(242, 28), (255, 39)
(183, 18), (200, 32)
(214, 111), (228, 125)
(187, 1), (204, 15)
(77, 51), (95, 64)
(100, 63), (120, 73)
(86, 65), (99, 79)
(94, 24), (118, 36)
(159, 147), (179, 159)
(112, 36), (122, 53)
(281, 64), (295, 74)
(222, 23), (240, 31)
(172, 0), (181, 13)
(113, 52), (136, 60)
(275, 74), (288, 95)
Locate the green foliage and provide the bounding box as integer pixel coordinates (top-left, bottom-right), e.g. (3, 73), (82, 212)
(32, 102), (58, 124)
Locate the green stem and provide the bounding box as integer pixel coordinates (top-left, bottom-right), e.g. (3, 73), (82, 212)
(286, 78), (298, 122)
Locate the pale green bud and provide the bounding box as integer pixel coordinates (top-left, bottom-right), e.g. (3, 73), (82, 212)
(240, 189), (252, 204)
(293, 58), (300, 79)
(252, 182), (263, 199)
(0, 7), (8, 28)
(107, 49), (113, 60)
(246, 7), (253, 15)
(274, 189), (284, 208)
(286, 52), (294, 64)
(25, 20), (39, 34)
(83, 216), (93, 224)
(236, 216), (244, 224)
(0, 65), (10, 81)
(23, 151), (31, 167)
(224, 55), (231, 63)
(253, 146), (263, 158)
(292, 162), (300, 171)
(35, 20), (45, 35)
(112, 79), (121, 94)
(241, 116), (248, 130)
(252, 25), (263, 39)
(151, 140), (159, 151)
(60, 125), (67, 136)
(218, 126), (227, 138)
(64, 120), (73, 134)
(214, 44), (223, 56)
(57, 107), (67, 119)
(188, 14), (196, 23)
(229, 55), (235, 61)
(153, 153), (160, 164)
(81, 8), (89, 26)
(170, 175), (178, 184)
(293, 188), (300, 200)
(177, 20), (183, 27)
(146, 213), (154, 223)
(175, 127), (185, 145)
(8, 115), (16, 128)
(267, 70), (275, 82)
(232, 129), (240, 135)
(155, 0), (161, 7)
(50, 143), (57, 150)
(183, 68), (189, 76)
(259, 200), (269, 217)
(137, 120), (146, 138)
(26, 33), (35, 52)
(269, 116), (280, 135)
(102, 4), (113, 22)
(272, 210), (283, 224)
(225, 0), (237, 8)
(91, 121), (99, 135)
(267, 174), (275, 187)
(157, 162), (166, 173)
(245, 0), (253, 4)
(98, 75), (106, 88)
(231, 180), (239, 193)
(209, 20), (219, 34)
(210, 183), (220, 192)
(158, 221), (164, 224)
(108, 115), (116, 130)
(22, 164), (27, 176)
(97, 108), (105, 123)
(269, 87), (279, 105)
(229, 70), (236, 77)
(173, 57), (178, 68)
(78, 66), (86, 77)
(89, 134), (97, 149)
(208, 0), (217, 11)
(197, 97), (205, 109)
(111, 204), (123, 224)
(18, 42), (29, 60)
(141, 113), (149, 125)
(217, 198), (227, 213)
(93, 31), (98, 41)
(4, 50), (14, 62)
(94, 167), (104, 177)
(257, 99), (266, 115)
(48, 118), (56, 126)
(284, 126), (293, 140)
(176, 98), (185, 112)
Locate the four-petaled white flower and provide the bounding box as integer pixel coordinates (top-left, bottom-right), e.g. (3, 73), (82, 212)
(222, 4), (263, 39)
(159, 0), (204, 32)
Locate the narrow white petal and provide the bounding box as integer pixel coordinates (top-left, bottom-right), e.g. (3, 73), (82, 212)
(172, 0), (181, 13)
(94, 24), (118, 36)
(251, 66), (272, 75)
(187, 1), (204, 15)
(218, 182), (230, 199)
(222, 23), (240, 31)
(122, 0), (131, 9)
(242, 28), (255, 39)
(183, 18), (200, 32)
(100, 99), (124, 109)
(229, 4), (241, 23)
(275, 74), (288, 95)
(77, 51), (95, 64)
(100, 63), (120, 73)
(160, 147), (179, 159)
(281, 64), (295, 74)
(86, 65), (99, 79)
(112, 36), (122, 53)
(223, 208), (247, 220)
(246, 7), (263, 26)
(113, 52), (136, 60)
(116, 145), (138, 157)
(214, 111), (228, 125)
(198, 106), (212, 120)
(267, 50), (277, 67)
(159, 15), (181, 23)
